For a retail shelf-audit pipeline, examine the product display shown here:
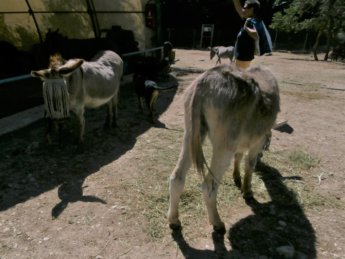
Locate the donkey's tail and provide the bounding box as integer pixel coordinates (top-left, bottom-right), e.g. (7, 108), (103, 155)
(189, 82), (206, 178)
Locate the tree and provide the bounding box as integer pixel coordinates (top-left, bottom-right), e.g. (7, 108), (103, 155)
(271, 0), (345, 60)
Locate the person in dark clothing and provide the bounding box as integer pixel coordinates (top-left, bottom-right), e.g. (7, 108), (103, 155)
(233, 0), (272, 69)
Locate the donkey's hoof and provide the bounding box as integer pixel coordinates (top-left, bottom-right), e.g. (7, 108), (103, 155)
(242, 190), (253, 199)
(234, 178), (242, 189)
(169, 220), (182, 231)
(213, 224), (226, 235)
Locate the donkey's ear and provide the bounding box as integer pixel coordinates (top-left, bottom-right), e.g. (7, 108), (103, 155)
(58, 59), (84, 76)
(31, 69), (48, 79)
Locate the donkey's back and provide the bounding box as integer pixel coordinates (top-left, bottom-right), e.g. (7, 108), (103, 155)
(81, 50), (123, 107)
(189, 64), (279, 154)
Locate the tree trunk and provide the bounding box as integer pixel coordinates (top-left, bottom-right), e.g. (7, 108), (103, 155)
(303, 31), (309, 51)
(324, 0), (336, 61)
(313, 31), (322, 61)
(324, 30), (332, 61)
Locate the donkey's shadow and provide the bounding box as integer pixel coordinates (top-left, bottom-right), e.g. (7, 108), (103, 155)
(171, 161), (316, 258)
(51, 175), (106, 219)
(171, 229), (219, 259)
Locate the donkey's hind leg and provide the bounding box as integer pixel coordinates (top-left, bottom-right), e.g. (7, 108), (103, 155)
(112, 94), (118, 127)
(168, 131), (192, 229)
(233, 152), (243, 188)
(202, 146), (233, 233)
(104, 100), (113, 128)
(242, 137), (266, 198)
(105, 95), (118, 128)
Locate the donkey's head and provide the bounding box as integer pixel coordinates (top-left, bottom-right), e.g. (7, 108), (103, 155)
(31, 53), (84, 80)
(209, 47), (218, 60)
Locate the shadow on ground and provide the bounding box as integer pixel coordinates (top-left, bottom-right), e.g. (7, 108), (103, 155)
(0, 76), (178, 218)
(171, 161), (316, 258)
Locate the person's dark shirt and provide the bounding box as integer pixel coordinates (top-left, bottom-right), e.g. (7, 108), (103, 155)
(235, 18), (272, 61)
(235, 19), (256, 61)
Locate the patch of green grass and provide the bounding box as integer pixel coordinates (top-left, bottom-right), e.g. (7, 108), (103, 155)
(287, 150), (319, 170)
(262, 149), (343, 210)
(262, 149), (319, 173)
(284, 180), (343, 210)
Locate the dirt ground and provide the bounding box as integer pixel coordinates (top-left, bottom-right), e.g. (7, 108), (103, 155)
(0, 49), (345, 259)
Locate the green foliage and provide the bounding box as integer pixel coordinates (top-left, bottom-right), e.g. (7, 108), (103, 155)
(271, 0), (345, 34)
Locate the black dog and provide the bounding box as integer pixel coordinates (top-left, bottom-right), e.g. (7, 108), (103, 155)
(132, 56), (170, 122)
(133, 73), (159, 122)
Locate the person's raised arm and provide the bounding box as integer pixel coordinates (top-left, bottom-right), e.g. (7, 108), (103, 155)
(244, 19), (259, 40)
(233, 0), (245, 19)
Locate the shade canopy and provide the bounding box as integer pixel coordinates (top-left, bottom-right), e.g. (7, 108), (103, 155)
(0, 0), (149, 50)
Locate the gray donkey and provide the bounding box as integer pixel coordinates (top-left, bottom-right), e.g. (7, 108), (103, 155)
(209, 46), (235, 65)
(31, 50), (123, 144)
(168, 64), (280, 233)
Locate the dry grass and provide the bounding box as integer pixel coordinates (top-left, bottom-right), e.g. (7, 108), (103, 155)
(129, 132), (343, 241)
